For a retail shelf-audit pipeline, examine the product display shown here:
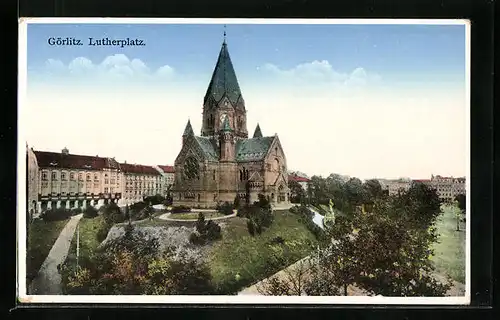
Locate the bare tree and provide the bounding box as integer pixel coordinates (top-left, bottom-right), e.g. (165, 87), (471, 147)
(257, 258), (312, 296)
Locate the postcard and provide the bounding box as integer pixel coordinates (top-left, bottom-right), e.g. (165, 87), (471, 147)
(18, 18), (470, 305)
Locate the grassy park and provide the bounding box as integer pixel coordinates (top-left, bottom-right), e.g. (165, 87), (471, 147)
(431, 204), (466, 283)
(26, 218), (69, 283)
(208, 210), (318, 293)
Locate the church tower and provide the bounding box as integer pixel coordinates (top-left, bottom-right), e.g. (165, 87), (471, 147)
(219, 115), (235, 162)
(201, 31), (248, 139)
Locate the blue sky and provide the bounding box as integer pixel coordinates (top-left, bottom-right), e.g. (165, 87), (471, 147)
(23, 22), (468, 179)
(27, 23), (465, 86)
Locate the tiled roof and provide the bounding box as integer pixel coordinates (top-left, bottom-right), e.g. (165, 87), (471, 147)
(120, 163), (161, 175)
(195, 136), (219, 161)
(289, 175), (310, 182)
(158, 165), (175, 173)
(203, 41), (243, 106)
(34, 151), (119, 171)
(235, 136), (274, 161)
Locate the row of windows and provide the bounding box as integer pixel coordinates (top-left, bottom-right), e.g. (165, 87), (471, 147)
(125, 175), (161, 181)
(47, 191), (118, 196)
(41, 171), (119, 181)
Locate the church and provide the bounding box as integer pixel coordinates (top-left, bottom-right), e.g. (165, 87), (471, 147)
(171, 36), (290, 209)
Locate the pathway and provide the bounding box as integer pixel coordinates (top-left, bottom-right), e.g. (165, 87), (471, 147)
(157, 212), (237, 222)
(29, 213), (83, 295)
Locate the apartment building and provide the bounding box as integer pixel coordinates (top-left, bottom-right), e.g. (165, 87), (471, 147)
(120, 163), (163, 205)
(33, 147), (122, 212)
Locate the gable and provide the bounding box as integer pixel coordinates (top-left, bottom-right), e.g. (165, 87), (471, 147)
(175, 136), (207, 165)
(264, 136), (287, 165)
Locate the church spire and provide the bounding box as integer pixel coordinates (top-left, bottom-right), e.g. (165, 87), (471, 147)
(183, 119), (194, 137)
(203, 33), (243, 106)
(223, 24), (226, 44)
(253, 123), (263, 138)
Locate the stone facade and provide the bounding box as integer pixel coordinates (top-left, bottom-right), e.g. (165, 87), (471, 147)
(172, 39), (290, 209)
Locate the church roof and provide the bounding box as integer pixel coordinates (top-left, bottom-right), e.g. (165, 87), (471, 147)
(253, 124), (263, 138)
(203, 41), (243, 106)
(183, 120), (194, 136)
(195, 136), (219, 161)
(235, 136), (275, 161)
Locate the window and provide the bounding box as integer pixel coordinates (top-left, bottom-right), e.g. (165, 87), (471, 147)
(79, 173), (83, 181)
(70, 172), (75, 180)
(51, 171), (57, 180)
(94, 174), (99, 181)
(105, 179), (109, 184)
(61, 172), (67, 180)
(42, 171), (48, 180)
(104, 187), (108, 193)
(86, 174), (91, 181)
(213, 170), (216, 180)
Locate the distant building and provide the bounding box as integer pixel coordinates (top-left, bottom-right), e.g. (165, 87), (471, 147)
(155, 165), (175, 194)
(378, 175), (466, 202)
(428, 175), (466, 202)
(288, 173), (311, 191)
(33, 147), (122, 211)
(120, 163), (163, 205)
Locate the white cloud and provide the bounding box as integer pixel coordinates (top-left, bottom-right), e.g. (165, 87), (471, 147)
(42, 54), (174, 82)
(262, 60), (381, 88)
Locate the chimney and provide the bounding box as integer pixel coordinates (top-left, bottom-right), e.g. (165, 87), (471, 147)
(62, 147), (69, 155)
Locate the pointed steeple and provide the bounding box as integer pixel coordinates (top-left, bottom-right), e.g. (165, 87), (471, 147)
(204, 37), (243, 106)
(221, 115), (233, 132)
(183, 119), (194, 137)
(253, 123), (263, 138)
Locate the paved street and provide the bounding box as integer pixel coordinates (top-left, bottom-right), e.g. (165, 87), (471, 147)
(29, 214), (83, 295)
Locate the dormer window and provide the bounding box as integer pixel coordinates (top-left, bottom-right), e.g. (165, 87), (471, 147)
(49, 161), (58, 166)
(84, 165), (92, 169)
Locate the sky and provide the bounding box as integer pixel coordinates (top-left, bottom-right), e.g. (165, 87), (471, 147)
(22, 20), (468, 180)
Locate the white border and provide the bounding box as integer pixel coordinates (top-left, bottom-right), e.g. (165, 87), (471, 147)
(17, 18), (471, 305)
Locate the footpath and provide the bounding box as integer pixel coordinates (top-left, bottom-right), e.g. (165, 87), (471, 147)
(29, 214), (83, 295)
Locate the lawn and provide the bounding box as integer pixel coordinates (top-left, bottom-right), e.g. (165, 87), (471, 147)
(431, 204), (466, 283)
(65, 215), (106, 264)
(26, 218), (69, 283)
(208, 210), (318, 294)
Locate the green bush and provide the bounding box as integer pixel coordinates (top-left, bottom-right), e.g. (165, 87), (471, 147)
(143, 194), (165, 206)
(217, 201), (234, 215)
(41, 207), (72, 222)
(189, 213), (222, 245)
(171, 205), (192, 214)
(83, 206), (98, 218)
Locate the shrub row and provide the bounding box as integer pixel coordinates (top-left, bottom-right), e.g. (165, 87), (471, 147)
(216, 202), (235, 215)
(41, 207), (82, 222)
(171, 205), (192, 214)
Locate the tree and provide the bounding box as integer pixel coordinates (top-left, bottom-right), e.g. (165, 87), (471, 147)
(363, 179), (384, 202)
(257, 259), (311, 296)
(288, 180), (305, 204)
(455, 194), (466, 213)
(233, 194), (241, 209)
(245, 181), (251, 206)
